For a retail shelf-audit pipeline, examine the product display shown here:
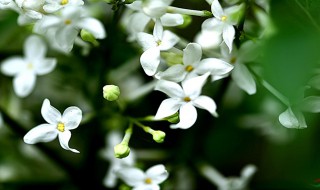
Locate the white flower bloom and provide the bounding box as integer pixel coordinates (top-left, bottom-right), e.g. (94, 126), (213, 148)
(137, 19), (179, 76)
(101, 131), (135, 188)
(116, 164), (169, 190)
(221, 41), (258, 95)
(23, 99), (82, 153)
(156, 42), (233, 82)
(43, 0), (84, 13)
(15, 0), (45, 19)
(0, 35), (56, 97)
(155, 73), (218, 129)
(201, 164), (257, 190)
(124, 0), (183, 41)
(33, 6), (106, 52)
(202, 0), (243, 52)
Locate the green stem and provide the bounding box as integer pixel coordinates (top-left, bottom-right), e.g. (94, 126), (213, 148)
(122, 123), (133, 144)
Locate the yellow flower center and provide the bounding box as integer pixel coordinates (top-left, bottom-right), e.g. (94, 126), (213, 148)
(145, 178), (152, 184)
(60, 0), (68, 5)
(156, 40), (162, 46)
(27, 63), (33, 70)
(221, 16), (227, 22)
(185, 65), (194, 72)
(57, 122), (65, 132)
(230, 56), (237, 64)
(183, 96), (191, 102)
(64, 19), (72, 25)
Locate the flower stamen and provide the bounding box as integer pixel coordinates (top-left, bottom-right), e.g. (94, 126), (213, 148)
(64, 19), (72, 25)
(221, 16), (227, 22)
(230, 57), (237, 64)
(183, 96), (191, 102)
(57, 122), (65, 132)
(145, 178), (152, 184)
(156, 40), (162, 46)
(185, 65), (194, 72)
(60, 0), (68, 5)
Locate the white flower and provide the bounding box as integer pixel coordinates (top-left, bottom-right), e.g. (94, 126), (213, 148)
(0, 35), (56, 97)
(33, 6), (106, 52)
(116, 164), (169, 190)
(201, 164), (257, 190)
(101, 131), (135, 188)
(23, 99), (82, 153)
(15, 0), (45, 20)
(202, 0), (243, 52)
(137, 19), (179, 76)
(155, 73), (218, 129)
(43, 0), (84, 13)
(156, 42), (233, 82)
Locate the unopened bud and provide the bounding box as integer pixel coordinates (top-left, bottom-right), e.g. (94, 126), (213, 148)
(165, 112), (179, 123)
(80, 29), (99, 46)
(103, 85), (120, 101)
(152, 130), (166, 143)
(114, 143), (130, 158)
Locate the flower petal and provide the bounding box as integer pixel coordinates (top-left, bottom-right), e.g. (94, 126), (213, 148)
(182, 72), (210, 98)
(183, 43), (202, 66)
(58, 130), (79, 153)
(278, 107), (299, 129)
(197, 58), (233, 81)
(34, 58), (56, 75)
(116, 167), (146, 187)
(222, 25), (235, 53)
(202, 18), (224, 32)
(193, 95), (218, 117)
(155, 80), (184, 98)
(140, 46), (160, 76)
(24, 35), (47, 60)
(43, 3), (61, 13)
(155, 64), (187, 82)
(13, 71), (36, 97)
(62, 106), (82, 130)
(146, 164), (169, 184)
(41, 99), (62, 124)
(160, 13), (184, 26)
(56, 25), (78, 52)
(23, 124), (57, 144)
(155, 98), (181, 119)
(1, 56), (25, 76)
(159, 30), (179, 50)
(211, 0), (224, 18)
(231, 63), (256, 95)
(137, 32), (157, 51)
(76, 18), (106, 39)
(153, 19), (163, 41)
(170, 103), (197, 129)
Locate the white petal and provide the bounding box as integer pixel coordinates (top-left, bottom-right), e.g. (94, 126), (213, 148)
(140, 46), (160, 76)
(222, 25), (235, 52)
(58, 130), (79, 153)
(195, 30), (222, 49)
(182, 73), (210, 98)
(43, 3), (61, 13)
(23, 124), (58, 144)
(137, 32), (157, 51)
(159, 30), (179, 50)
(155, 98), (181, 119)
(211, 0), (224, 18)
(76, 18), (106, 39)
(41, 99), (62, 124)
(170, 103), (197, 129)
(231, 63), (256, 95)
(34, 15), (61, 31)
(155, 64), (187, 82)
(202, 18), (224, 32)
(279, 107), (299, 129)
(24, 35), (46, 60)
(146, 164), (169, 184)
(153, 19), (163, 41)
(193, 95), (218, 117)
(160, 13), (184, 26)
(34, 58), (56, 75)
(116, 167), (145, 187)
(238, 40), (260, 62)
(127, 13), (150, 36)
(25, 9), (42, 20)
(155, 80), (184, 98)
(126, 0), (142, 11)
(13, 71), (36, 97)
(1, 57), (25, 76)
(62, 106), (82, 130)
(197, 58), (233, 81)
(56, 25), (78, 52)
(142, 0), (173, 18)
(241, 165), (257, 180)
(183, 43), (202, 65)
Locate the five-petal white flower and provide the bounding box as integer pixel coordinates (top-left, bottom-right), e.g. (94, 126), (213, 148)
(137, 19), (179, 76)
(155, 73), (218, 129)
(116, 164), (169, 190)
(23, 99), (82, 153)
(1, 35), (56, 97)
(156, 42), (233, 82)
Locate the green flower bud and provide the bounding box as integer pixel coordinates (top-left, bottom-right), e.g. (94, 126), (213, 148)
(177, 14), (192, 29)
(80, 29), (99, 46)
(103, 85), (120, 101)
(152, 130), (166, 143)
(114, 143), (130, 158)
(164, 112), (179, 123)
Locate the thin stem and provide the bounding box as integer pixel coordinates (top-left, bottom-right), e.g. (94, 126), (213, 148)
(122, 123), (133, 144)
(167, 6), (213, 17)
